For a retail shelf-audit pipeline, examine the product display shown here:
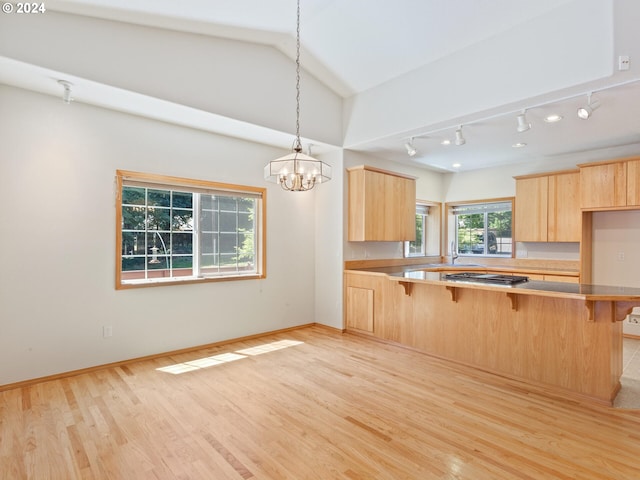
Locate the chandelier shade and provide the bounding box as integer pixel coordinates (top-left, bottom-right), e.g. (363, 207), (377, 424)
(264, 149), (332, 192)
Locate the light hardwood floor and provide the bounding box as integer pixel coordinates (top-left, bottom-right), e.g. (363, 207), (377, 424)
(2, 326), (640, 479)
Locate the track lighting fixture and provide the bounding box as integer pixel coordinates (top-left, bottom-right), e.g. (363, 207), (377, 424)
(57, 80), (73, 104)
(405, 138), (417, 157)
(396, 78), (639, 157)
(516, 111), (531, 132)
(577, 93), (600, 120)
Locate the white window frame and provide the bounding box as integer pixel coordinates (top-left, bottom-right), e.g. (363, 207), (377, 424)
(115, 170), (266, 289)
(449, 199), (513, 258)
(404, 204), (430, 257)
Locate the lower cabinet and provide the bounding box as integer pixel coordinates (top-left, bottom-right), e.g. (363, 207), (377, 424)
(344, 269), (579, 337)
(343, 271), (411, 343)
(344, 272), (383, 334)
(345, 286), (374, 332)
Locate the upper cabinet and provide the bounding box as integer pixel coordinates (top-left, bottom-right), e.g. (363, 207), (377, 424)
(348, 165), (416, 242)
(514, 170), (581, 242)
(579, 157), (640, 210)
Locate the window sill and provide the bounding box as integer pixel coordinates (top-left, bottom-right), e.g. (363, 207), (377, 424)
(117, 273), (265, 290)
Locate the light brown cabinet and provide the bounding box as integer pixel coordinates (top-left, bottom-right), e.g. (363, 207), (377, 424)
(514, 170), (580, 242)
(578, 156), (640, 210)
(348, 165), (416, 241)
(344, 271), (384, 334)
(344, 270), (410, 343)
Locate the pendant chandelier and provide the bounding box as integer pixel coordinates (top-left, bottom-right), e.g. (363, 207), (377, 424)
(264, 0), (331, 191)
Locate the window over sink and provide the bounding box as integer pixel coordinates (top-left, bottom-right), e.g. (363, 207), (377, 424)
(448, 199), (513, 257)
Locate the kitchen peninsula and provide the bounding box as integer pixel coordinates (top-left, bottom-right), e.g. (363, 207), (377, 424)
(344, 264), (640, 406)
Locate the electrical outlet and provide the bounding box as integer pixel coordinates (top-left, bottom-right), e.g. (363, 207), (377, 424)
(103, 326), (113, 338)
(617, 252), (625, 261)
(628, 314), (640, 324)
(618, 55), (630, 71)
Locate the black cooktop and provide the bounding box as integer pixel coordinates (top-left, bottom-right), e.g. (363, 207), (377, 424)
(444, 272), (529, 285)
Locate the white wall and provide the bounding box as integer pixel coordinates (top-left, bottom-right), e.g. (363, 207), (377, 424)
(0, 85), (329, 385)
(592, 210), (640, 335)
(592, 211), (640, 287)
(314, 150), (344, 329)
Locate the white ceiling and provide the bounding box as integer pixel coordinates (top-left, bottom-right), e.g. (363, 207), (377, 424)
(3, 0), (640, 172)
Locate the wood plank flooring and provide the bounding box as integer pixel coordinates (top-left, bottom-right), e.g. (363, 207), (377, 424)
(1, 326), (640, 479)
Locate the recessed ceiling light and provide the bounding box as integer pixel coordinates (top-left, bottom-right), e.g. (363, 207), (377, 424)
(512, 142), (527, 148)
(452, 163), (461, 168)
(441, 139), (451, 146)
(544, 114), (563, 123)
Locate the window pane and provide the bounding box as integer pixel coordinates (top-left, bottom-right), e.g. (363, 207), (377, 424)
(171, 232), (193, 254)
(200, 254), (217, 268)
(238, 198), (254, 213)
(147, 207), (171, 230)
(219, 233), (238, 254)
(457, 213), (483, 254)
(487, 211), (512, 255)
(238, 212), (253, 230)
(218, 196), (237, 211)
(171, 256), (193, 269)
(122, 256), (146, 272)
(147, 232), (170, 259)
(200, 232), (217, 254)
(122, 232), (144, 255)
(172, 191), (192, 208)
(122, 186), (146, 205)
(201, 194), (216, 210)
(122, 206), (146, 230)
(201, 210), (214, 231)
(220, 211), (237, 231)
(237, 232), (254, 264)
(172, 209), (193, 231)
(148, 189), (170, 207)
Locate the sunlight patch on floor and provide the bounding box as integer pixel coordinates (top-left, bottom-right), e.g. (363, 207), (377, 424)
(156, 339), (304, 375)
(236, 339), (303, 356)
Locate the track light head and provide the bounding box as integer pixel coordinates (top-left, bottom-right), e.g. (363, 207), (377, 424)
(57, 80), (73, 104)
(577, 93), (600, 120)
(516, 112), (531, 132)
(405, 138), (417, 157)
(455, 126), (465, 146)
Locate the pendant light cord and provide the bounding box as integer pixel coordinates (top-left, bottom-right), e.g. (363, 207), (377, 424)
(294, 0), (302, 152)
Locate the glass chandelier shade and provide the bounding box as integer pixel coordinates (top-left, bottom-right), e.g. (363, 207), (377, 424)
(264, 147), (332, 192)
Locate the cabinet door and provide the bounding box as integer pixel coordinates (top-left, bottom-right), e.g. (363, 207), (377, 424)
(548, 172), (581, 242)
(580, 162), (626, 209)
(626, 159), (640, 207)
(383, 174), (416, 241)
(348, 167), (416, 241)
(515, 176), (548, 242)
(345, 286), (374, 332)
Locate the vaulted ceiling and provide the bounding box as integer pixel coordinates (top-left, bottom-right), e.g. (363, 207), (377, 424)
(2, 0), (640, 172)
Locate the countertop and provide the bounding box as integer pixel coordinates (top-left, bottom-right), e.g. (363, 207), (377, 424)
(391, 269), (640, 301)
(346, 263), (640, 301)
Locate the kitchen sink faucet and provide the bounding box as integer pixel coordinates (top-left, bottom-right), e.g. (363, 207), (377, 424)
(451, 241), (458, 264)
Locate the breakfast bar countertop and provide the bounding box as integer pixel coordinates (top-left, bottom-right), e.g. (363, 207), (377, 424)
(389, 269), (640, 302)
